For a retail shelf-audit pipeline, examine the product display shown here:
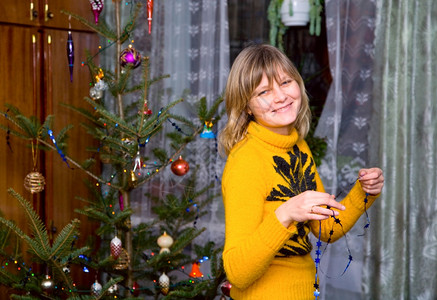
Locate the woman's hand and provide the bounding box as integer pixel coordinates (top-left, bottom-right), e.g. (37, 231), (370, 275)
(275, 190), (346, 228)
(358, 168), (384, 196)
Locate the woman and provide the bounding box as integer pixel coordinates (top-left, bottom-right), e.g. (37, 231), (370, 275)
(219, 44), (384, 299)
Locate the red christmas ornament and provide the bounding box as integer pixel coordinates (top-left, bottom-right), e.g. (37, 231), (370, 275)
(143, 103), (153, 115)
(220, 280), (232, 297)
(188, 262), (203, 278)
(132, 281), (140, 297)
(147, 0), (154, 34)
(171, 156), (189, 176)
(110, 236), (122, 259)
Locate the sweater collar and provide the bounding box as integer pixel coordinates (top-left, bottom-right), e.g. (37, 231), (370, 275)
(246, 121), (300, 151)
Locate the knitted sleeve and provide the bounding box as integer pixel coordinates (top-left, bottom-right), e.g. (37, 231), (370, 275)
(222, 152), (299, 290)
(310, 165), (379, 242)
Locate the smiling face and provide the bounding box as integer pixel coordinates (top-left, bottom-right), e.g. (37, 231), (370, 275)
(247, 69), (302, 135)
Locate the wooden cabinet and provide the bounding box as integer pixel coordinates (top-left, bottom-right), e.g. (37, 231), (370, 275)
(0, 0), (99, 289)
(0, 0), (96, 30)
(0, 25), (40, 232)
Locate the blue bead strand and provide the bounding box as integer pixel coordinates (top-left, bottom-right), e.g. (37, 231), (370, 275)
(47, 128), (71, 168)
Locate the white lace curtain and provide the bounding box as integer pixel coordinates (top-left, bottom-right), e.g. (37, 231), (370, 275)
(363, 0), (437, 299)
(130, 0), (230, 245)
(314, 0), (376, 299)
(316, 0), (437, 299)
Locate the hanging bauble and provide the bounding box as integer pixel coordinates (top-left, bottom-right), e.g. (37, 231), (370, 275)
(66, 31), (74, 82)
(62, 266), (70, 274)
(24, 171), (45, 193)
(132, 150), (142, 172)
(110, 236), (122, 259)
(108, 283), (118, 295)
(157, 231), (174, 254)
(114, 248), (130, 270)
(94, 79), (108, 91)
(159, 272), (170, 295)
(189, 262), (203, 278)
(91, 280), (102, 296)
(171, 156), (189, 176)
(119, 46), (142, 69)
(220, 280), (232, 297)
(95, 67), (104, 80)
(129, 170), (137, 184)
(41, 275), (54, 292)
(132, 281), (140, 297)
(89, 86), (103, 100)
(142, 108), (153, 115)
(89, 0), (104, 24)
(199, 121), (215, 139)
(147, 0), (154, 34)
(142, 102), (153, 115)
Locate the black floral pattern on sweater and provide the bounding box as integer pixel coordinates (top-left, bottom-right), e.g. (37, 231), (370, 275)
(267, 145), (317, 257)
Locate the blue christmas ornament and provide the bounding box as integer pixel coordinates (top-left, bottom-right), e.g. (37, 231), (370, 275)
(200, 121), (215, 139)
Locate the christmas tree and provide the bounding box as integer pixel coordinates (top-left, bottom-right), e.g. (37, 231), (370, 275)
(0, 1), (228, 299)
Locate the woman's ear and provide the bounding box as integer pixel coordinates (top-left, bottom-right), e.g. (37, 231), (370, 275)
(246, 107), (252, 116)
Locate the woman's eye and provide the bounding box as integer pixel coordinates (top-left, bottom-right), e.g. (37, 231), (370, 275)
(282, 80), (292, 86)
(258, 90), (268, 96)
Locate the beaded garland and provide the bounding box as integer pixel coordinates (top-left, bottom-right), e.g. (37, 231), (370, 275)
(47, 129), (71, 168)
(313, 178), (371, 299)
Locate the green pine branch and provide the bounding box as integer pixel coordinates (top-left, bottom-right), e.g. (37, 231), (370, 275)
(50, 220), (81, 260)
(60, 11), (117, 41)
(4, 189), (51, 260)
(197, 96), (224, 123)
(0, 189), (94, 297)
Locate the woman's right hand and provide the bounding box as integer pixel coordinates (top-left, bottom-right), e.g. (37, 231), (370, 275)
(275, 190), (346, 228)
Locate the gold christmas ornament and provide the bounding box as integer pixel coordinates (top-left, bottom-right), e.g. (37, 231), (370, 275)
(24, 139), (45, 193)
(159, 272), (170, 295)
(113, 248), (130, 270)
(130, 170), (137, 182)
(157, 231), (174, 254)
(24, 171), (45, 193)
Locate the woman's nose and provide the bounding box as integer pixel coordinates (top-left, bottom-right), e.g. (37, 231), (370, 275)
(272, 85), (286, 102)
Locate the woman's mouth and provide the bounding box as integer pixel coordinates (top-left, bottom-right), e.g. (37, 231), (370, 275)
(272, 102), (292, 113)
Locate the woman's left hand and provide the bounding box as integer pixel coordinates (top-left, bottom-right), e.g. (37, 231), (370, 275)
(358, 168), (384, 195)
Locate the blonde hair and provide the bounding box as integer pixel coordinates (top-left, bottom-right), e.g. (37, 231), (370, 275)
(218, 44), (311, 156)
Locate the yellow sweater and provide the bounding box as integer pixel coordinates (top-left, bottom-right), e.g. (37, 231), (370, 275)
(222, 122), (377, 300)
